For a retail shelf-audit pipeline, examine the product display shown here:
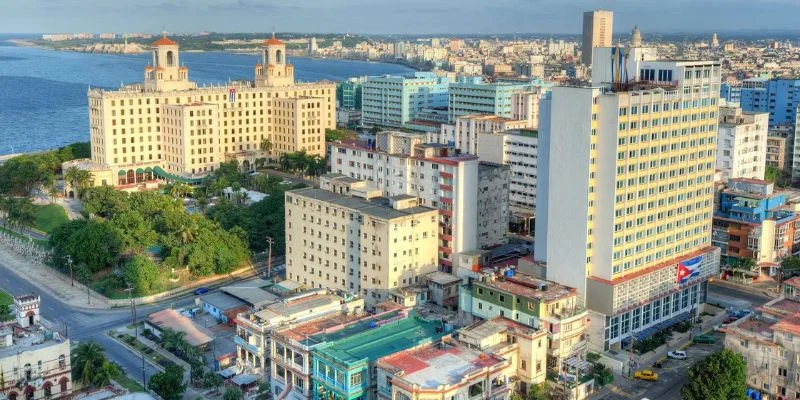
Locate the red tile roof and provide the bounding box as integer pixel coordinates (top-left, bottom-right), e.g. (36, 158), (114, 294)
(264, 37), (284, 45)
(152, 36), (177, 46)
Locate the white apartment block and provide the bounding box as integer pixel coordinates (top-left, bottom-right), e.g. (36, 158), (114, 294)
(537, 48), (722, 351)
(284, 186), (439, 304)
(435, 114), (528, 155)
(70, 35), (334, 191)
(328, 131), (509, 275)
(716, 106), (769, 181)
(0, 296), (72, 400)
(478, 129), (538, 234)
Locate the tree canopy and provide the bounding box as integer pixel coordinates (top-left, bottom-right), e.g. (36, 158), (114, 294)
(149, 364), (186, 400)
(0, 142), (89, 197)
(681, 349), (747, 400)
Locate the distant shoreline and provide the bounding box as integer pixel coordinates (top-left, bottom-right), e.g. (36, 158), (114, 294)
(5, 38), (423, 70)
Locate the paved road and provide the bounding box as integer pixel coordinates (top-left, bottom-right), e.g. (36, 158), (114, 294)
(707, 280), (773, 310)
(591, 283), (770, 400)
(0, 258), (194, 388)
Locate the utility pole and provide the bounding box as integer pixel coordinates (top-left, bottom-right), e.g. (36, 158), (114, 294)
(125, 284), (146, 389)
(266, 237), (274, 278)
(64, 255), (73, 287)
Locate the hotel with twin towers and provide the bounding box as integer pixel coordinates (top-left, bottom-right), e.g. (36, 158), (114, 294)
(65, 34), (335, 190)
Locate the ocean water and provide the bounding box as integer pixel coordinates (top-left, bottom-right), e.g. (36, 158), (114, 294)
(0, 37), (412, 155)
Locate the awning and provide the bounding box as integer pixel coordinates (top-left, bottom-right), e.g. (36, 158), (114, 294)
(118, 170), (127, 176)
(218, 365), (240, 379)
(231, 374), (257, 386)
(136, 168), (144, 173)
(144, 167), (153, 173)
(152, 166), (203, 184)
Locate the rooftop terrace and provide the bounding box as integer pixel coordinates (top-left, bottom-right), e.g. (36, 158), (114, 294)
(379, 340), (506, 388)
(477, 273), (577, 303)
(313, 312), (447, 366)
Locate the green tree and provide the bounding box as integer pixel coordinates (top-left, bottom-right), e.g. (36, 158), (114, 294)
(82, 186), (130, 218)
(149, 364), (186, 400)
(260, 137), (273, 160)
(64, 166), (93, 198)
(203, 371), (224, 392)
(6, 197), (36, 234)
(50, 219), (122, 273)
(681, 349), (747, 400)
(528, 382), (550, 400)
(72, 342), (119, 388)
(255, 382), (271, 400)
(123, 255), (160, 295)
(110, 210), (158, 251)
(224, 387), (243, 400)
(325, 129), (347, 142)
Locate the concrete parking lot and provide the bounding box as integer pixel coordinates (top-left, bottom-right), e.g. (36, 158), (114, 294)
(591, 332), (725, 400)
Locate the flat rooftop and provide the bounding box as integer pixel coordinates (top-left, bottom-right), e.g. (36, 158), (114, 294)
(478, 273), (577, 303)
(313, 312), (446, 366)
(0, 319), (68, 359)
(147, 309), (214, 347)
(289, 188), (435, 220)
(278, 302), (406, 344)
(380, 341), (505, 388)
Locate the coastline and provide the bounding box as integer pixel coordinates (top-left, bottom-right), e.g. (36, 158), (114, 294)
(4, 38), (425, 70)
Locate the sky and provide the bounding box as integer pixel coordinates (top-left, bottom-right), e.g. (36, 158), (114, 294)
(1, 0), (799, 35)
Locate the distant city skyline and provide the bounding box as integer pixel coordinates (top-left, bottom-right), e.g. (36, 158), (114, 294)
(2, 0), (800, 35)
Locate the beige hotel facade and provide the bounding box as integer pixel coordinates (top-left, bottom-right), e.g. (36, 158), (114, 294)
(65, 35), (335, 192)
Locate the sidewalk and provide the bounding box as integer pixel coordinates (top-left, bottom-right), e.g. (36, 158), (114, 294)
(0, 243), (110, 309)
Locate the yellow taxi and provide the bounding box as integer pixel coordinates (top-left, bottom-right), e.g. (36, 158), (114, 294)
(634, 369), (659, 381)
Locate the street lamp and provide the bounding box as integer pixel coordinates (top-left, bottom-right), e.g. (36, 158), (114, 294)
(265, 237), (274, 278)
(124, 283), (146, 389)
(63, 255), (73, 287)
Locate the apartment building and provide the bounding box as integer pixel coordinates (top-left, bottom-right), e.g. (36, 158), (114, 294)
(376, 337), (513, 400)
(459, 270), (589, 374)
(448, 77), (533, 123)
(722, 290), (800, 400)
(284, 186), (439, 304)
(713, 178), (798, 277)
(361, 72), (449, 127)
(311, 311), (448, 400)
(767, 133), (788, 171)
(716, 106), (769, 181)
(435, 114), (528, 155)
(66, 35), (334, 191)
(0, 296), (72, 400)
(536, 46), (722, 351)
(328, 131), (509, 274)
(269, 302), (405, 400)
(478, 162), (511, 249)
(478, 129), (538, 235)
(234, 289), (364, 376)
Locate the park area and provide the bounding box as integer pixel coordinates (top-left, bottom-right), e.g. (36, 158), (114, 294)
(33, 204), (69, 233)
(0, 289), (13, 321)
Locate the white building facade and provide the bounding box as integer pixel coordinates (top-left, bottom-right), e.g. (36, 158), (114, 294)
(716, 106), (769, 181)
(536, 51), (722, 351)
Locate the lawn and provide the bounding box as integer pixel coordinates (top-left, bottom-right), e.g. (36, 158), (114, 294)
(114, 373), (146, 393)
(0, 289), (13, 322)
(34, 204), (69, 233)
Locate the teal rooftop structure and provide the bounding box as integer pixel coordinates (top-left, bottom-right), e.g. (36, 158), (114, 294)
(311, 311), (449, 400)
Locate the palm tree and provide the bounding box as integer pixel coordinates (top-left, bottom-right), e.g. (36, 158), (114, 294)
(92, 360), (121, 387)
(160, 328), (188, 353)
(279, 153), (291, 172)
(72, 342), (106, 386)
(260, 137), (273, 161)
(64, 166), (92, 199)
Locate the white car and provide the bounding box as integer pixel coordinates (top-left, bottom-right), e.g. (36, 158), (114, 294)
(667, 350), (687, 360)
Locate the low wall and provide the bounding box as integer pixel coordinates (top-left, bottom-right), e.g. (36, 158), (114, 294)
(107, 264), (256, 307)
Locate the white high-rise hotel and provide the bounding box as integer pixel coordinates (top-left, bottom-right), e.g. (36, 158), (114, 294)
(68, 35), (335, 189)
(536, 45), (721, 351)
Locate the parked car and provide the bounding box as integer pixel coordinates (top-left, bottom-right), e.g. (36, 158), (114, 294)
(634, 370), (659, 381)
(692, 335), (716, 344)
(194, 287), (210, 295)
(667, 350), (687, 360)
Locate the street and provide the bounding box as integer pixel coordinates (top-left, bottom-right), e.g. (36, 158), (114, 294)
(591, 281), (773, 400)
(0, 257), (195, 388)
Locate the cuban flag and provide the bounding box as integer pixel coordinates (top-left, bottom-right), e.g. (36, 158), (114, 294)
(228, 88), (236, 103)
(677, 256), (702, 284)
